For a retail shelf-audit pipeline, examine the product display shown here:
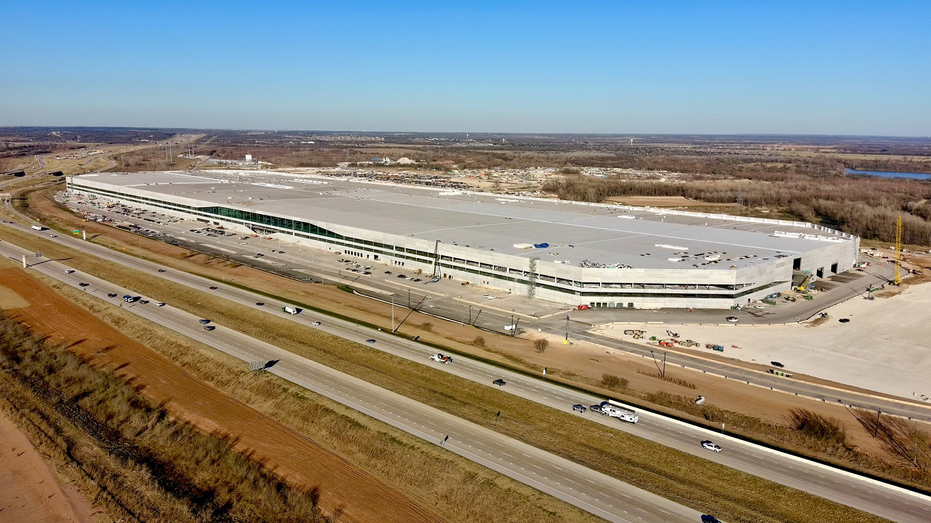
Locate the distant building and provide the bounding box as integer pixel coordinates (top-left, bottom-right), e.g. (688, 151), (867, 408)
(245, 154), (253, 162)
(396, 157), (416, 165)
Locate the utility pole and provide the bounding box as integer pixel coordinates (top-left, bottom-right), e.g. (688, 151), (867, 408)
(565, 314), (570, 342)
(391, 297), (395, 331)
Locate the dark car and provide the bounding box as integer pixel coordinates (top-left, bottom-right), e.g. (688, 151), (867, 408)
(203, 325), (216, 331)
(78, 282), (90, 287)
(107, 293), (118, 298)
(209, 286), (218, 290)
(199, 319), (211, 325)
(572, 404), (587, 413)
(139, 299), (149, 304)
(771, 361), (785, 368)
(590, 404), (603, 413)
(701, 515), (721, 523)
(365, 339), (376, 344)
(256, 302), (265, 306)
(158, 269), (167, 273)
(493, 379), (506, 386)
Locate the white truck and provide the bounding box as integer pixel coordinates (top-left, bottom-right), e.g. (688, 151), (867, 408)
(31, 224), (45, 231)
(282, 306), (302, 315)
(599, 400), (639, 423)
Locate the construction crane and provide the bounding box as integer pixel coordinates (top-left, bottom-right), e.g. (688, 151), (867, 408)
(894, 214), (902, 286)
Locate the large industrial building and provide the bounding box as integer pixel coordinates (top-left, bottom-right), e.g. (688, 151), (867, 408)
(67, 170), (860, 309)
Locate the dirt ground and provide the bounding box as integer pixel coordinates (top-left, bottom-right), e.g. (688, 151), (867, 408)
(19, 184), (903, 454)
(0, 266), (442, 523)
(0, 413), (98, 523)
(593, 276), (931, 404)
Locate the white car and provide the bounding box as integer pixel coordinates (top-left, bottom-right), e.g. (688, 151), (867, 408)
(754, 305), (766, 310)
(65, 269), (76, 274)
(430, 353), (452, 364)
(155, 302), (165, 307)
(701, 440), (722, 452)
(725, 316), (739, 323)
(483, 294), (496, 300)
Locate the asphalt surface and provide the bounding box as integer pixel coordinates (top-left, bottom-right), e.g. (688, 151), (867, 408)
(2, 227), (931, 522)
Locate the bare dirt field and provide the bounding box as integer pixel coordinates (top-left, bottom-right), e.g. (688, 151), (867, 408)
(0, 266), (441, 523)
(605, 195), (734, 207)
(0, 413), (98, 523)
(594, 279), (931, 404)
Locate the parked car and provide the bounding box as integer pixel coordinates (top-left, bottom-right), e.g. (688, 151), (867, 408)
(701, 440), (722, 452)
(572, 404), (587, 413)
(725, 316), (739, 323)
(493, 379), (506, 386)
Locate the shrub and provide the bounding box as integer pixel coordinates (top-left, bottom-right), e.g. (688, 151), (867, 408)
(534, 338), (549, 353)
(600, 374), (628, 390)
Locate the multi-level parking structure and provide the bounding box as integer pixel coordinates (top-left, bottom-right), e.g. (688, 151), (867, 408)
(67, 170), (859, 309)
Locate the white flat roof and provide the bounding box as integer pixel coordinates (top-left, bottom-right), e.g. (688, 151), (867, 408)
(71, 171), (853, 270)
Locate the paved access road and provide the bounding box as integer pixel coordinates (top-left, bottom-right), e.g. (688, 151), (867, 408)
(3, 226), (931, 522)
(0, 236), (701, 523)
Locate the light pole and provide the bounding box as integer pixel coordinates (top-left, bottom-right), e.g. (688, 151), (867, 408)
(565, 314), (570, 342)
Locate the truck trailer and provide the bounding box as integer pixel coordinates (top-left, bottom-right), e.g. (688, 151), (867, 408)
(599, 400), (639, 423)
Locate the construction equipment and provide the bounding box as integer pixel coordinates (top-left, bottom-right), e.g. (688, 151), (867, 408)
(795, 273), (813, 293)
(666, 329), (680, 338)
(659, 340), (676, 348)
(894, 214), (902, 285)
(623, 329), (646, 336)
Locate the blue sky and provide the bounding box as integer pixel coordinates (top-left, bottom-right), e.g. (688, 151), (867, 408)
(2, 1), (929, 135)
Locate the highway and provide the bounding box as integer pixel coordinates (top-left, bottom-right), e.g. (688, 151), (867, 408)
(3, 224), (931, 522)
(55, 194), (931, 424)
(0, 234), (700, 523)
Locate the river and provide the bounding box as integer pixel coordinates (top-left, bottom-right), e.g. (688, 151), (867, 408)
(844, 168), (931, 180)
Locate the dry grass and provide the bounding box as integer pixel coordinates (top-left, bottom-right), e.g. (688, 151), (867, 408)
(0, 314), (333, 523)
(636, 369), (697, 389)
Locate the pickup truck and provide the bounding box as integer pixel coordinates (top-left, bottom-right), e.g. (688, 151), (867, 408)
(430, 353), (453, 364)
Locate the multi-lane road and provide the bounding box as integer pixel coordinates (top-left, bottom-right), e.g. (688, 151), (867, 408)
(2, 224), (931, 522)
